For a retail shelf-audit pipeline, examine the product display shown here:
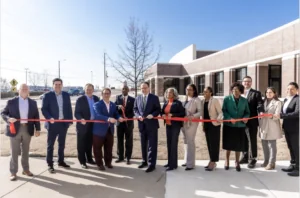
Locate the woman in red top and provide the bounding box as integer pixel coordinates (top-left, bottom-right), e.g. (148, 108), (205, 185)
(161, 88), (185, 171)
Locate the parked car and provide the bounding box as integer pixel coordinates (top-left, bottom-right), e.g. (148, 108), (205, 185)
(68, 89), (80, 96)
(39, 93), (45, 100)
(79, 90), (85, 95)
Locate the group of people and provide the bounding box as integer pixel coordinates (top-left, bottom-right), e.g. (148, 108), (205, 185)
(1, 76), (299, 181)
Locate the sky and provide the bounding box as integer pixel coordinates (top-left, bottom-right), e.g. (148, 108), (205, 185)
(0, 0), (299, 89)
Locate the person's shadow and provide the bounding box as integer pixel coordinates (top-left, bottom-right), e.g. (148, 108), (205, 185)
(18, 164), (165, 198)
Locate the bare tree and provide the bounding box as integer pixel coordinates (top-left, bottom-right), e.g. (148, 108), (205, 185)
(28, 72), (41, 89)
(108, 18), (161, 96)
(0, 78), (10, 91)
(42, 70), (49, 88)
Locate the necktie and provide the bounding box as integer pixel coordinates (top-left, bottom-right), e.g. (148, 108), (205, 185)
(123, 97), (126, 107)
(143, 95), (147, 111)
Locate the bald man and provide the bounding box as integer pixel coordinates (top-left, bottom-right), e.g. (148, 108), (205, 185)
(1, 84), (41, 181)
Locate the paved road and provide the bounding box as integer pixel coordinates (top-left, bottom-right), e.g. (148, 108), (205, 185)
(0, 89), (138, 108)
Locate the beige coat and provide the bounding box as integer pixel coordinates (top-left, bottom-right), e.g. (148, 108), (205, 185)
(259, 99), (283, 140)
(200, 97), (223, 126)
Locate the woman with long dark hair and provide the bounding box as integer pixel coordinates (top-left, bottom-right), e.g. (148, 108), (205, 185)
(181, 84), (201, 171)
(259, 87), (282, 170)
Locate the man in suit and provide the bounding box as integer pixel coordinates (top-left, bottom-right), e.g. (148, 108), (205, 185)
(93, 88), (124, 171)
(1, 83), (41, 181)
(133, 82), (161, 173)
(42, 78), (73, 173)
(115, 85), (135, 165)
(240, 76), (264, 168)
(280, 82), (299, 177)
(74, 83), (99, 169)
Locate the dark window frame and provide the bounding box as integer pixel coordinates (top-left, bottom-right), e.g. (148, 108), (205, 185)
(163, 78), (180, 93)
(235, 67), (247, 83)
(214, 71), (224, 96)
(196, 75), (205, 95)
(268, 65), (282, 97)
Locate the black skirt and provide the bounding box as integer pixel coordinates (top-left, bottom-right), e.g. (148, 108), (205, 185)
(222, 125), (246, 152)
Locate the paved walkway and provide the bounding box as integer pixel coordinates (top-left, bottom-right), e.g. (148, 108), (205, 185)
(0, 157), (298, 198)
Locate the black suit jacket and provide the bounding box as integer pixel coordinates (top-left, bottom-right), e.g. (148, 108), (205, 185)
(246, 88), (264, 127)
(1, 97), (41, 137)
(161, 99), (185, 127)
(115, 94), (135, 127)
(74, 95), (100, 132)
(281, 94), (299, 133)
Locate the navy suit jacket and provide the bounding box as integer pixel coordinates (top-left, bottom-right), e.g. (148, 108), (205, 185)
(1, 97), (41, 137)
(41, 91), (73, 129)
(93, 100), (120, 137)
(75, 95), (100, 133)
(133, 93), (161, 131)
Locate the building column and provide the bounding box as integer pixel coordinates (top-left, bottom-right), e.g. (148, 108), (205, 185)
(282, 55), (296, 96)
(150, 78), (155, 94)
(247, 63), (257, 90)
(256, 64), (269, 94)
(154, 77), (164, 97)
(205, 72), (212, 87)
(223, 69), (231, 96)
(297, 54), (300, 85)
(190, 75), (195, 84)
(179, 78), (185, 95)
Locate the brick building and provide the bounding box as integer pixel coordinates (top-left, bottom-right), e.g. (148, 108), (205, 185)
(144, 19), (300, 99)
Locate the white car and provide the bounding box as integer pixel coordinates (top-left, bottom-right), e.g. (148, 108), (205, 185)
(39, 93), (45, 100)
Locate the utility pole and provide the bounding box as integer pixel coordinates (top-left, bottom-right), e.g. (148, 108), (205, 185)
(58, 61), (60, 78)
(91, 71), (93, 83)
(104, 52), (106, 88)
(25, 68), (29, 84)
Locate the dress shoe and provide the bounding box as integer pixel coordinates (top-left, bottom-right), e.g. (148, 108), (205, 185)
(265, 163), (275, 170)
(236, 163), (241, 172)
(58, 161), (71, 168)
(98, 165), (106, 171)
(10, 174), (17, 181)
(138, 162), (148, 169)
(205, 163), (217, 171)
(48, 165), (55, 174)
(282, 164), (295, 172)
(81, 164), (88, 169)
(145, 166), (156, 173)
(247, 159), (257, 169)
(239, 158), (248, 164)
(261, 161), (268, 167)
(224, 161), (229, 170)
(166, 167), (174, 171)
(115, 159), (124, 163)
(288, 170), (299, 177)
(106, 164), (113, 169)
(181, 163), (187, 167)
(126, 160), (131, 165)
(185, 167), (194, 171)
(163, 164), (169, 168)
(22, 171), (33, 176)
(87, 160), (96, 165)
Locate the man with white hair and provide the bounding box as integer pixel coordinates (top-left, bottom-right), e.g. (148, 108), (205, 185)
(1, 83), (41, 181)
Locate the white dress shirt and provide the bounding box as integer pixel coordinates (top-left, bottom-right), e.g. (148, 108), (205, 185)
(19, 97), (29, 123)
(283, 96), (294, 114)
(242, 88), (251, 98)
(104, 101), (110, 113)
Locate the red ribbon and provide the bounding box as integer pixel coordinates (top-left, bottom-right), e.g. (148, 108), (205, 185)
(15, 114), (272, 123)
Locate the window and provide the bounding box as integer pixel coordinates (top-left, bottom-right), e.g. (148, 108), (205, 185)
(163, 78), (180, 93)
(197, 75), (205, 95)
(268, 65), (281, 97)
(184, 77), (192, 90)
(214, 72), (224, 96)
(235, 67), (247, 83)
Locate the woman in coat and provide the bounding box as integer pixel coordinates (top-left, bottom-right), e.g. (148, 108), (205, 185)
(259, 87), (282, 170)
(161, 88), (185, 171)
(222, 83), (250, 172)
(181, 84), (201, 171)
(201, 87), (223, 171)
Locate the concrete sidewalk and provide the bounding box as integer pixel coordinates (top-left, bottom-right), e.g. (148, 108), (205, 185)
(0, 157), (299, 198)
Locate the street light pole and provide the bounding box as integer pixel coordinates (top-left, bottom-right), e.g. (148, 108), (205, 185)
(58, 59), (66, 78)
(25, 68), (29, 84)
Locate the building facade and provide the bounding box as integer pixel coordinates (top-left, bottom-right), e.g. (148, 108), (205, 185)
(144, 19), (300, 98)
